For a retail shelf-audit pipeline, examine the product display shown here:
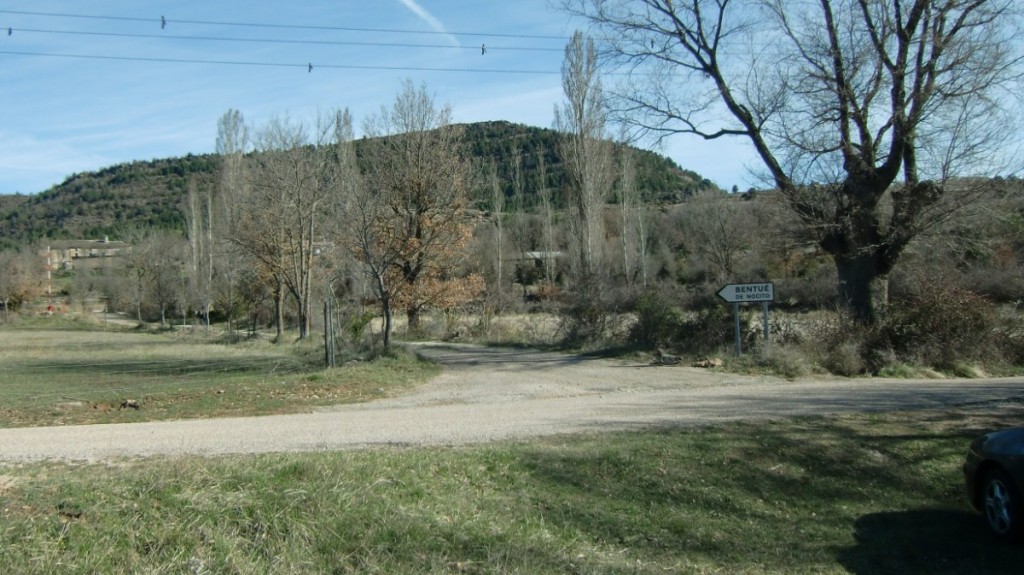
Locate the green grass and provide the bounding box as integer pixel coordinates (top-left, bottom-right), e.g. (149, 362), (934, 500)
(0, 327), (438, 427)
(2, 406), (1023, 574)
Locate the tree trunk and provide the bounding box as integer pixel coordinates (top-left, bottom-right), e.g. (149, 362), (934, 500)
(298, 296), (309, 339)
(273, 281), (285, 338)
(407, 306), (420, 334)
(227, 277), (234, 335)
(382, 300), (393, 351)
(834, 252), (889, 325)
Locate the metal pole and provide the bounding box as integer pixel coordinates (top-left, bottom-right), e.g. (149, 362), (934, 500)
(762, 302), (770, 350)
(733, 302), (741, 356)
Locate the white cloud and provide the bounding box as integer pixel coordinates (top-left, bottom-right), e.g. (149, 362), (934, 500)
(396, 0), (461, 46)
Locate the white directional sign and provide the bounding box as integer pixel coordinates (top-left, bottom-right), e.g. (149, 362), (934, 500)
(717, 282), (774, 303)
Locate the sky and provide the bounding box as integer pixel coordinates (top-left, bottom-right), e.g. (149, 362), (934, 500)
(0, 1), (760, 196)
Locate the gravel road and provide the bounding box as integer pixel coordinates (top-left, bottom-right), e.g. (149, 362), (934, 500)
(1, 342), (1022, 462)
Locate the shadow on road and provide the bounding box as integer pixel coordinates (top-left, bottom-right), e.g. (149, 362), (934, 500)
(408, 343), (593, 371)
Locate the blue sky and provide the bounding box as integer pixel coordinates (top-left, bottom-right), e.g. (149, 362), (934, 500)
(0, 1), (758, 196)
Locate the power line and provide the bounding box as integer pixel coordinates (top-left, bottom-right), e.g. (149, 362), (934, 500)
(0, 8), (570, 41)
(0, 49), (562, 75)
(5, 26), (563, 53)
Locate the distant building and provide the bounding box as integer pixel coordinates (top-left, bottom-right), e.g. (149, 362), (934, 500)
(518, 251), (564, 266)
(44, 237), (131, 271)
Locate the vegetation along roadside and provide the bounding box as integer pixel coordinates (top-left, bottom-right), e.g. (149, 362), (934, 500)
(1, 405), (1022, 574)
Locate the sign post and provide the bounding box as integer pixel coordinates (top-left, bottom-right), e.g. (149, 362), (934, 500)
(717, 283), (774, 356)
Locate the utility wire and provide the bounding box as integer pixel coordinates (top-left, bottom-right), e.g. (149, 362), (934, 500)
(0, 9), (570, 41)
(0, 49), (562, 74)
(5, 26), (563, 53)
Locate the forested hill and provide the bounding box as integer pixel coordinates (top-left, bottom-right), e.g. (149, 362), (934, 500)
(459, 121), (714, 203)
(0, 121), (715, 249)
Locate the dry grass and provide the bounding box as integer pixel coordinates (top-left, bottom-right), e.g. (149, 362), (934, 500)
(0, 327), (438, 427)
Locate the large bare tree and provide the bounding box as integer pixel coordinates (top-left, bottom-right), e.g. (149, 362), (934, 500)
(356, 80), (481, 340)
(564, 0), (1023, 323)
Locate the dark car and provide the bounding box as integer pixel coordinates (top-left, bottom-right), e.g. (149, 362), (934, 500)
(964, 426), (1024, 541)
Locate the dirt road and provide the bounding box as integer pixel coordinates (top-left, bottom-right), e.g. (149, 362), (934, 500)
(1, 342), (1022, 462)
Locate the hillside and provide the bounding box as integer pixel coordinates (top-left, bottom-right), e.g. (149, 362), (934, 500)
(0, 154), (218, 249)
(0, 121), (714, 249)
(459, 121), (714, 205)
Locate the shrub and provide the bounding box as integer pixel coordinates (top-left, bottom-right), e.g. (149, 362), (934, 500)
(557, 279), (616, 348)
(873, 280), (996, 368)
(800, 310), (871, 376)
(726, 344), (812, 379)
(675, 306), (735, 355)
(347, 310), (377, 346)
(991, 305), (1024, 366)
(756, 345), (813, 379)
(823, 341), (865, 376)
(628, 290), (684, 349)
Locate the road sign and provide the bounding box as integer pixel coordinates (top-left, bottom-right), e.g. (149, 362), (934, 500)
(717, 283), (775, 356)
(717, 282), (774, 303)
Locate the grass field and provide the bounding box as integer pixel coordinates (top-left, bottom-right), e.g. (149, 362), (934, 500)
(0, 324), (438, 427)
(1, 407), (1022, 574)
(2, 322), (1023, 572)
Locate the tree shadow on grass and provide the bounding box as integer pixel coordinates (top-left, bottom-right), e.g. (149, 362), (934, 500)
(513, 413), (1024, 572)
(835, 509), (1023, 574)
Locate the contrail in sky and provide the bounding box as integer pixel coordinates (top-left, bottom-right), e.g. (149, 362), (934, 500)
(396, 0), (461, 46)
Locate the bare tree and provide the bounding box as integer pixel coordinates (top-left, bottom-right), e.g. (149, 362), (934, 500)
(346, 162), (399, 349)
(232, 119), (293, 337)
(357, 80), (481, 340)
(214, 109), (250, 334)
(110, 228), (154, 324)
(564, 0), (1023, 323)
(184, 177), (214, 328)
(555, 31), (615, 284)
(236, 112), (345, 338)
(139, 232), (187, 327)
(616, 143), (649, 287)
(679, 190), (754, 283)
(488, 161), (506, 302)
(508, 153), (541, 300)
(0, 248), (42, 321)
(535, 149), (559, 288)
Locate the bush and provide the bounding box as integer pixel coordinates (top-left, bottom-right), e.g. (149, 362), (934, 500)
(991, 305), (1024, 366)
(347, 310), (377, 346)
(628, 290), (684, 349)
(755, 345), (813, 379)
(798, 277), (998, 374)
(872, 280), (996, 368)
(725, 344), (813, 379)
(774, 266), (838, 310)
(557, 279), (616, 347)
(675, 306), (736, 356)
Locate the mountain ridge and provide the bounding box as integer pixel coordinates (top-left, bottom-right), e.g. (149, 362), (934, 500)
(0, 121), (716, 249)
